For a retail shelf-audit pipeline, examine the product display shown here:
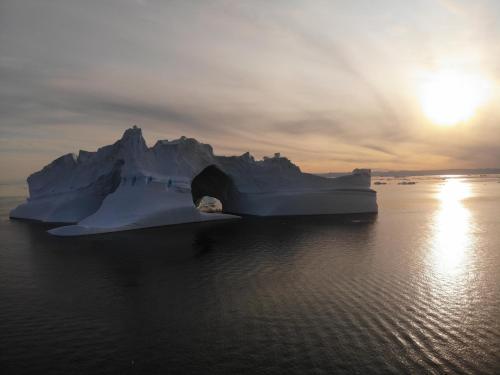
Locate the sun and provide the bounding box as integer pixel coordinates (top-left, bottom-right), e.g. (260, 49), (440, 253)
(419, 70), (491, 126)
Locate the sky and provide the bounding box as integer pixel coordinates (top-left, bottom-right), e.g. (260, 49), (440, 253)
(1, 0), (500, 182)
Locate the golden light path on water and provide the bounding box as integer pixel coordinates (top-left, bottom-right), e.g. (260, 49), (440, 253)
(429, 178), (474, 281)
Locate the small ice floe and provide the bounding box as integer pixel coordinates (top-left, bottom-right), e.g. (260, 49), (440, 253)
(374, 181), (387, 185)
(398, 181), (417, 185)
(196, 196), (223, 213)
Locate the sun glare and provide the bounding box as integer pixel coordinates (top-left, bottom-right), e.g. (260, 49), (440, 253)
(420, 70), (491, 126)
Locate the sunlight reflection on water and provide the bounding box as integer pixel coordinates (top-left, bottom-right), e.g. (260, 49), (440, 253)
(430, 178), (474, 279)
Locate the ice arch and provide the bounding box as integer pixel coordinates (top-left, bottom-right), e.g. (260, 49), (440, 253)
(10, 127), (377, 236)
(191, 165), (238, 212)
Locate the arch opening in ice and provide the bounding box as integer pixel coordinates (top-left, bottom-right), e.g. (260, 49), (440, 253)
(191, 165), (238, 213)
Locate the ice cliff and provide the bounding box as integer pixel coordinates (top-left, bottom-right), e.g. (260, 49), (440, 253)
(10, 126), (378, 236)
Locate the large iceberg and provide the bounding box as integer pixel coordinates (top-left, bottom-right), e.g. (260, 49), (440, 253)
(10, 126), (378, 236)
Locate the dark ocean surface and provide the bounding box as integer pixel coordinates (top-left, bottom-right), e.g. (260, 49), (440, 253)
(1, 176), (499, 374)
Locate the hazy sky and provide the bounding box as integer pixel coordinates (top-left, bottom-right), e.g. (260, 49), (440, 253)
(1, 0), (500, 181)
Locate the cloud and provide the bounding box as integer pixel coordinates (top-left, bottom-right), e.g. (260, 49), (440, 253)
(1, 0), (500, 182)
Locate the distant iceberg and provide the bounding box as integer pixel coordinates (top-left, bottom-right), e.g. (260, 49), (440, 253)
(10, 126), (378, 236)
(398, 181), (417, 185)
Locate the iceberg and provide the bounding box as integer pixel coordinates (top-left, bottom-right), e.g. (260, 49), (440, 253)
(10, 126), (378, 236)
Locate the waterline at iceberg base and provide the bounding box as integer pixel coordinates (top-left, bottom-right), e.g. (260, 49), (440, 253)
(10, 126), (378, 236)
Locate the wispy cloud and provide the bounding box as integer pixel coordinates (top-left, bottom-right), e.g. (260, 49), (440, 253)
(1, 0), (500, 181)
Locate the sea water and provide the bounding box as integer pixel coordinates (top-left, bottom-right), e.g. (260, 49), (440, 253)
(0, 176), (499, 374)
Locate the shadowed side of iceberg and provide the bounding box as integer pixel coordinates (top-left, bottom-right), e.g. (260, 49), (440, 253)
(10, 159), (124, 223)
(231, 189), (378, 216)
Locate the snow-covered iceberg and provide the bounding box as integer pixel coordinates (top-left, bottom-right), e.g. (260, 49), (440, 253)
(10, 126), (378, 236)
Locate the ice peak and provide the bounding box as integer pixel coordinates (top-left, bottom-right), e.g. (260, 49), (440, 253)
(121, 125), (143, 139)
(119, 125), (147, 152)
